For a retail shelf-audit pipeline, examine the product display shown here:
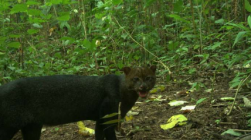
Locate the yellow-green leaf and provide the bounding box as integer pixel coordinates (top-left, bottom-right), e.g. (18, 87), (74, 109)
(102, 119), (123, 125)
(102, 113), (119, 119)
(160, 114), (187, 130)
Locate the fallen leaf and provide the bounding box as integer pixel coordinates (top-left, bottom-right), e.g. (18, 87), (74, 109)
(180, 105), (196, 112)
(243, 97), (251, 108)
(221, 129), (242, 136)
(125, 115), (133, 121)
(168, 100), (188, 106)
(77, 121), (95, 136)
(220, 97), (234, 101)
(160, 114), (187, 130)
(150, 85), (166, 94)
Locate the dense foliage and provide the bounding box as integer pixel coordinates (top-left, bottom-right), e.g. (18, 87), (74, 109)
(0, 0), (251, 88)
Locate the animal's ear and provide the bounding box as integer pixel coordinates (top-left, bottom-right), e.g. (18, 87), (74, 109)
(122, 67), (131, 75)
(150, 65), (156, 73)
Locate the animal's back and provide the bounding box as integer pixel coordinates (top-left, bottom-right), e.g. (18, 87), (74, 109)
(0, 75), (121, 127)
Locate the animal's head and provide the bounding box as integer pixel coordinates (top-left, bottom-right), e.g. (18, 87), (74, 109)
(122, 66), (156, 98)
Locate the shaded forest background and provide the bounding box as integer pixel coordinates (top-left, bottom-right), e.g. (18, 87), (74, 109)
(0, 0), (251, 89)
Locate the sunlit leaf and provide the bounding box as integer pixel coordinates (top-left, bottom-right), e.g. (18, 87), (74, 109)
(168, 100), (188, 106)
(160, 114), (187, 130)
(77, 121), (94, 136)
(181, 105), (196, 112)
(125, 115), (133, 121)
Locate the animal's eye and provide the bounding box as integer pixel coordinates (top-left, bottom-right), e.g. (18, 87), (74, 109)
(132, 77), (140, 82)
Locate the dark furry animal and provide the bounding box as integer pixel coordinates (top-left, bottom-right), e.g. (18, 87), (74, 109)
(0, 66), (156, 140)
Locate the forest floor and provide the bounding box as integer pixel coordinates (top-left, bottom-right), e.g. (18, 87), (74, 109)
(12, 73), (251, 140)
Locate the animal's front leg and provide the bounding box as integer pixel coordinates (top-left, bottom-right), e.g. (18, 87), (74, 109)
(95, 120), (105, 140)
(97, 98), (119, 140)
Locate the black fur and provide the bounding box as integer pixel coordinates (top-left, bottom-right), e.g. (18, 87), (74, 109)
(0, 66), (156, 140)
(0, 75), (122, 140)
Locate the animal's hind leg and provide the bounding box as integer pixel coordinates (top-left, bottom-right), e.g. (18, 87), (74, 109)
(21, 123), (42, 140)
(0, 127), (19, 140)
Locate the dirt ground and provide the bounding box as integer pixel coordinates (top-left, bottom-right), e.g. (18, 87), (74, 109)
(12, 74), (251, 140)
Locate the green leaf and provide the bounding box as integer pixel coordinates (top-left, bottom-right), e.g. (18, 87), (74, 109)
(49, 0), (62, 5)
(117, 63), (124, 69)
(210, 42), (222, 50)
(144, 0), (156, 8)
(0, 36), (7, 44)
(168, 14), (189, 23)
(57, 12), (70, 21)
(226, 23), (250, 31)
(29, 17), (46, 23)
(26, 0), (41, 5)
(232, 31), (247, 47)
(200, 54), (209, 64)
(168, 41), (179, 51)
(95, 13), (106, 19)
(196, 98), (207, 105)
(102, 119), (123, 125)
(215, 18), (224, 24)
(221, 129), (242, 136)
(188, 68), (196, 74)
(245, 0), (251, 12)
(59, 21), (70, 31)
(0, 2), (10, 12)
(102, 113), (119, 119)
(62, 0), (71, 4)
(28, 9), (41, 16)
(248, 15), (251, 29)
(27, 29), (38, 35)
(32, 23), (43, 28)
(166, 74), (171, 83)
(9, 34), (21, 38)
(10, 4), (28, 14)
(26, 1), (41, 5)
(112, 0), (123, 5)
(174, 0), (183, 12)
(0, 52), (5, 55)
(190, 82), (199, 91)
(8, 42), (21, 49)
(229, 73), (242, 88)
(220, 97), (234, 101)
